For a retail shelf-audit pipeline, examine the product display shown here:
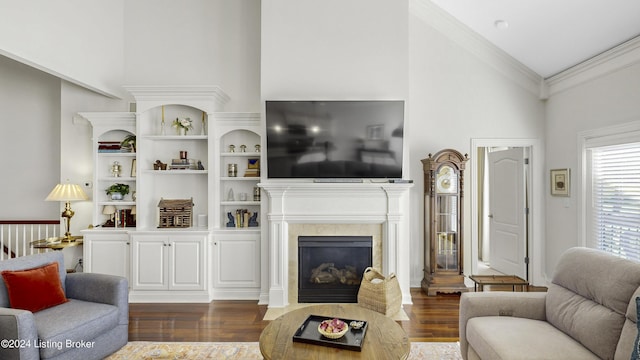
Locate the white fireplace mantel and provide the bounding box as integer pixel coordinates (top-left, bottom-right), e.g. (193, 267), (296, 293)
(259, 181), (413, 308)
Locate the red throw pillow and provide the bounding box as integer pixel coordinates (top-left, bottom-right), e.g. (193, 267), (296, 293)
(1, 262), (68, 312)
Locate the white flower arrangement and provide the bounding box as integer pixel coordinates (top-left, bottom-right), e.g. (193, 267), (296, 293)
(172, 117), (193, 130)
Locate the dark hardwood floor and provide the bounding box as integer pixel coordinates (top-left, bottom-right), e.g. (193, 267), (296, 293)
(128, 288), (460, 342)
(128, 286), (546, 342)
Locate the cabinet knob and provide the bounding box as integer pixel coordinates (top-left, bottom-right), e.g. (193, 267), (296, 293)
(488, 214), (494, 218)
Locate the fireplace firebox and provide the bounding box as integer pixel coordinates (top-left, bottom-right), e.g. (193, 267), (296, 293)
(298, 236), (372, 303)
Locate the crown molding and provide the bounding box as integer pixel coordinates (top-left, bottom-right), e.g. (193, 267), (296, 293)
(544, 36), (640, 97)
(410, 0), (543, 98)
(123, 85), (231, 113)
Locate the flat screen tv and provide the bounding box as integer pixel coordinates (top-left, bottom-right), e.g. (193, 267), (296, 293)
(265, 100), (405, 179)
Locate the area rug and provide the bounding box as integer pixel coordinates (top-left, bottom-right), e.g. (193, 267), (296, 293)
(106, 341), (462, 359)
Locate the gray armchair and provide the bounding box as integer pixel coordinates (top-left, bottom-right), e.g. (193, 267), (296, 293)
(0, 251), (128, 360)
(459, 247), (640, 360)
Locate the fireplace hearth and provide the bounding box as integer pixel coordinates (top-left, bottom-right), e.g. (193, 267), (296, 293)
(298, 236), (372, 303)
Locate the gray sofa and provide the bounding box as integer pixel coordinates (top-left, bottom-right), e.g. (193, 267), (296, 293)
(460, 247), (640, 360)
(0, 251), (128, 360)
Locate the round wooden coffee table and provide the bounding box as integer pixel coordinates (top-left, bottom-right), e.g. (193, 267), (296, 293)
(259, 304), (410, 359)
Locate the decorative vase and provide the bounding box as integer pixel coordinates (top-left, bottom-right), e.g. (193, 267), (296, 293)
(110, 192), (124, 201)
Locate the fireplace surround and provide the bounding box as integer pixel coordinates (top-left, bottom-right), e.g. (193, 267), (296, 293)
(259, 181), (413, 308)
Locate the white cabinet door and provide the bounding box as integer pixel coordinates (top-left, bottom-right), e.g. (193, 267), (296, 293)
(83, 232), (130, 280)
(131, 235), (168, 290)
(131, 233), (206, 291)
(169, 235), (206, 290)
(213, 233), (259, 288)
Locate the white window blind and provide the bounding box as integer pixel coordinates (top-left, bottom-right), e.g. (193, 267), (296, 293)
(590, 142), (640, 261)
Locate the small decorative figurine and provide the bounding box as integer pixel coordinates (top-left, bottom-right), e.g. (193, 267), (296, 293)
(240, 144), (247, 152)
(255, 144), (261, 152)
(111, 161), (122, 177)
(226, 212), (235, 227)
(229, 144), (235, 153)
(248, 213), (259, 227)
(154, 160), (167, 170)
(197, 161), (205, 170)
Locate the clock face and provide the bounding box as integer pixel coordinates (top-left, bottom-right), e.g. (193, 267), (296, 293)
(436, 165), (457, 194)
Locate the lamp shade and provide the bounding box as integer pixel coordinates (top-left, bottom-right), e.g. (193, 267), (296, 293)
(45, 183), (89, 202)
(102, 205), (117, 215)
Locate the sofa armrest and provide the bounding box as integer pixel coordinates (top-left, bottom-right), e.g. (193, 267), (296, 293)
(0, 308), (39, 360)
(65, 273), (129, 325)
(459, 292), (547, 360)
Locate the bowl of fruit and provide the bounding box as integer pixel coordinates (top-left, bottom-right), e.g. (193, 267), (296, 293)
(318, 318), (348, 339)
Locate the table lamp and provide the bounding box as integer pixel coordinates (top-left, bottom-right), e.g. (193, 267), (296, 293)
(102, 205), (117, 226)
(45, 182), (89, 241)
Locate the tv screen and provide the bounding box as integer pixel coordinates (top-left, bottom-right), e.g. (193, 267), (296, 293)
(265, 100), (405, 179)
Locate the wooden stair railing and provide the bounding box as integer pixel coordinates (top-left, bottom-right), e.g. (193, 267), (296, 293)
(0, 220), (60, 260)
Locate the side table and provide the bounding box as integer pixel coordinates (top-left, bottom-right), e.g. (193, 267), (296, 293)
(469, 275), (528, 292)
(30, 236), (83, 250)
(31, 236), (83, 273)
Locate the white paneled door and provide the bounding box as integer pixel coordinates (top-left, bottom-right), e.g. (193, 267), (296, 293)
(488, 148), (527, 279)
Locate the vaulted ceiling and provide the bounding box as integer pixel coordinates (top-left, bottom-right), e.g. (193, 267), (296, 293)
(429, 0), (640, 78)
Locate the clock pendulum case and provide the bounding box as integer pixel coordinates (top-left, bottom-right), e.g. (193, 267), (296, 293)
(421, 149), (469, 296)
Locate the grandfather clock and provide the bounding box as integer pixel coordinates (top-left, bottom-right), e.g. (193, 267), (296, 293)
(421, 149), (469, 296)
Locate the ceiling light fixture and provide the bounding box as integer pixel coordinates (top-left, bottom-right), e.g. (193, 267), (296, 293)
(494, 20), (509, 30)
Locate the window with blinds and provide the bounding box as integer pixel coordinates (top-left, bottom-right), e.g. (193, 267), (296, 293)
(590, 142), (640, 261)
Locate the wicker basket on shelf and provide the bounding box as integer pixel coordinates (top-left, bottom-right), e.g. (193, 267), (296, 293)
(357, 267), (402, 316)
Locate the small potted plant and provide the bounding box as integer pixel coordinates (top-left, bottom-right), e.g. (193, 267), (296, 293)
(120, 134), (136, 152)
(106, 183), (130, 200)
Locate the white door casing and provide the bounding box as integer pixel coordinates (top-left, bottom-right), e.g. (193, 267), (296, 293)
(470, 139), (542, 286)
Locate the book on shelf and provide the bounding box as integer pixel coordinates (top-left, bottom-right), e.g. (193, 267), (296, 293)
(98, 149), (128, 153)
(233, 209), (258, 228)
(98, 141), (125, 152)
(226, 209), (258, 228)
(98, 141), (121, 148)
(169, 158), (197, 170)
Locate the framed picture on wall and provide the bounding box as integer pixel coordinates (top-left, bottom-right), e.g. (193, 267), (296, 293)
(550, 168), (570, 196)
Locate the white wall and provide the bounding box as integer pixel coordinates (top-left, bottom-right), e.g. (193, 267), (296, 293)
(544, 61), (640, 275)
(123, 0), (261, 111)
(0, 0), (125, 98)
(409, 7), (545, 285)
(261, 0), (408, 100)
(0, 55), (60, 219)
